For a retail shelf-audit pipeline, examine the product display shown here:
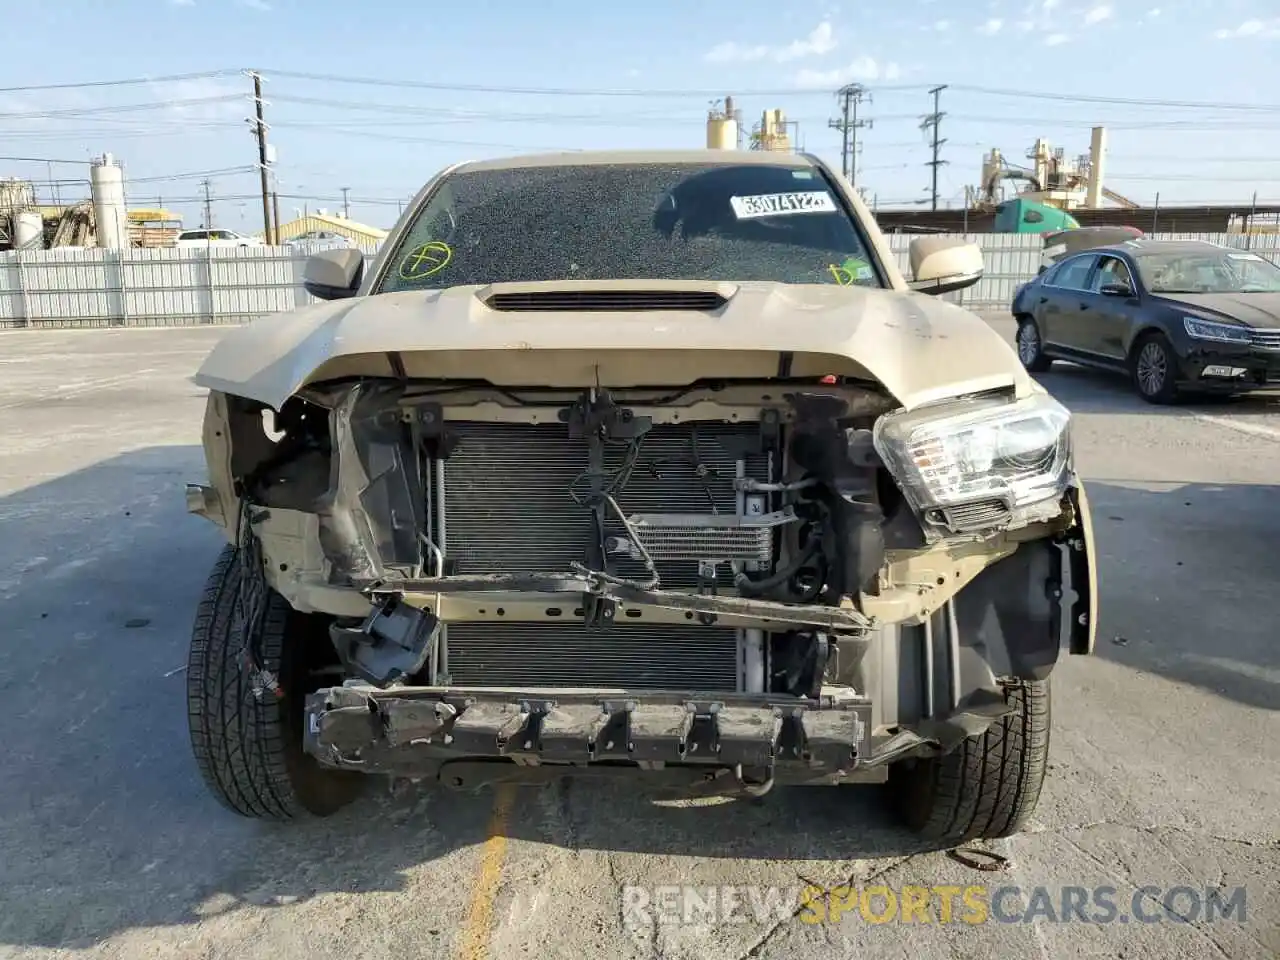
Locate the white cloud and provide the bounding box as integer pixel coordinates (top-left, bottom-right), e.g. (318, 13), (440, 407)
(1147, 7), (1161, 17)
(793, 55), (900, 88)
(1042, 0), (1060, 10)
(1084, 4), (1113, 26)
(933, 19), (951, 31)
(776, 21), (837, 61)
(705, 20), (837, 63)
(1044, 32), (1071, 45)
(1213, 18), (1280, 39)
(168, 0), (195, 6)
(978, 18), (1004, 35)
(236, 0), (270, 9)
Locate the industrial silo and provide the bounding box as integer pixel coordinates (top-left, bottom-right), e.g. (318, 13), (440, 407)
(13, 210), (44, 249)
(706, 96), (738, 149)
(90, 153), (129, 249)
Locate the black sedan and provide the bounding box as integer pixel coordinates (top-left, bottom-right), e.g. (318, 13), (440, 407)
(1011, 238), (1280, 403)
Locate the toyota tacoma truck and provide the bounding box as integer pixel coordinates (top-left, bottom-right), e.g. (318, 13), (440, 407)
(185, 149), (1096, 844)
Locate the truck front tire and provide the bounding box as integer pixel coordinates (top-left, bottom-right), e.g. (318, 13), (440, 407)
(889, 680), (1050, 844)
(186, 544), (364, 820)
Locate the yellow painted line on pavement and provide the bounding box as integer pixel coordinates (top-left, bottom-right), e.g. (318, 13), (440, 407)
(455, 783), (517, 960)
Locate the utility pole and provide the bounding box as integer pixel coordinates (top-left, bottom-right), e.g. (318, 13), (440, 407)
(829, 84), (872, 184)
(248, 70), (274, 244)
(201, 179), (213, 229)
(922, 85), (948, 212)
(341, 187), (350, 219)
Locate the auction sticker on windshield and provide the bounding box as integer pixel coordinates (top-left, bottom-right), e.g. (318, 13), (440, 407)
(730, 192), (837, 219)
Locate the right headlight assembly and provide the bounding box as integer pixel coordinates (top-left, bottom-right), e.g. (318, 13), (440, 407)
(872, 392), (1074, 520)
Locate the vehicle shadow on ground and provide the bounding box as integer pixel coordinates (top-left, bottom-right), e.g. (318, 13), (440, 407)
(1035, 361), (1280, 416)
(0, 450), (1275, 950)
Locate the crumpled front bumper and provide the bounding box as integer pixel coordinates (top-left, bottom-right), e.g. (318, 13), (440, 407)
(301, 685), (920, 787)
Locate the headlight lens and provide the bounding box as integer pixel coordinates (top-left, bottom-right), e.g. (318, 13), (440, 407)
(872, 393), (1072, 512)
(1183, 316), (1251, 343)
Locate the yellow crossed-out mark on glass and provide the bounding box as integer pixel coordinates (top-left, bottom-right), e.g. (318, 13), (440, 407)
(399, 240), (453, 281)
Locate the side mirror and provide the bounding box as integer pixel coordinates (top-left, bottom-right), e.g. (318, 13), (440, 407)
(907, 237), (984, 295)
(1099, 281), (1133, 298)
(303, 248), (364, 301)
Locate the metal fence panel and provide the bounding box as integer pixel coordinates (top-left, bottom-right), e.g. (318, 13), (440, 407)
(122, 248), (207, 326)
(0, 232), (1275, 329)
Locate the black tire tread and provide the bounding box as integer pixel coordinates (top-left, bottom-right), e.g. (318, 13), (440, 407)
(187, 544), (361, 820)
(895, 680), (1050, 844)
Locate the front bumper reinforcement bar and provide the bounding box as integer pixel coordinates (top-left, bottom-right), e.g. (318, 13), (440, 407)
(304, 686), (875, 777)
(361, 572), (874, 632)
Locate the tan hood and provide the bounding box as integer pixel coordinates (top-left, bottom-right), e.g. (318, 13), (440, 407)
(193, 281), (1031, 411)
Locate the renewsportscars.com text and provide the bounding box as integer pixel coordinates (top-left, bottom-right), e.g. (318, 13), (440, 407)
(621, 884), (1248, 927)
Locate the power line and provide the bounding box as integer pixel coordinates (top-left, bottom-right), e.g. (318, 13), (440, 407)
(0, 95), (243, 122)
(133, 191), (409, 207)
(0, 69), (241, 95)
(261, 67), (932, 98)
(128, 165), (259, 184)
(259, 69), (1280, 113)
(0, 155), (92, 164)
(1110, 173), (1280, 183)
(5, 67), (1280, 113)
(944, 83), (1280, 113)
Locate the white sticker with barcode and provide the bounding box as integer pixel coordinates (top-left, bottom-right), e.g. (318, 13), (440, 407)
(730, 192), (837, 219)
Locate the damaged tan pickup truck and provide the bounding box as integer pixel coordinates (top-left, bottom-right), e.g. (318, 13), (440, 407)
(185, 149), (1096, 844)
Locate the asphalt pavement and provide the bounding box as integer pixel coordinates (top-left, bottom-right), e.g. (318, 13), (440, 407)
(0, 316), (1276, 960)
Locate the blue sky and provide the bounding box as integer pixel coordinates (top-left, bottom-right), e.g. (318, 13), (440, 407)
(3, 0), (1280, 232)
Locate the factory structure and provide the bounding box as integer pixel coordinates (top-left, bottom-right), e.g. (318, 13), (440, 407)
(0, 154), (176, 251)
(976, 127), (1135, 213)
(0, 153), (387, 251)
(703, 96), (1278, 234)
(706, 98), (799, 153)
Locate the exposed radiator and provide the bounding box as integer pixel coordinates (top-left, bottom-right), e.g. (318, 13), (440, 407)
(438, 422), (773, 588)
(443, 622), (741, 691)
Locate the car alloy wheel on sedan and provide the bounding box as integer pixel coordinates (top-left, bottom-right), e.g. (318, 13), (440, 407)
(1133, 336), (1176, 402)
(1016, 319), (1051, 373)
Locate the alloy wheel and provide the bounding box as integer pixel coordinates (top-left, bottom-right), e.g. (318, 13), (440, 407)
(1136, 341), (1168, 396)
(1017, 323), (1040, 365)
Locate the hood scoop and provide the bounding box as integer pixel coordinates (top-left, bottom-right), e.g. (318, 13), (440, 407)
(484, 289), (728, 313)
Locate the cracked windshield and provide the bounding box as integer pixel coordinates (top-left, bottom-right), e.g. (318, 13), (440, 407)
(377, 162), (881, 291)
(1, 1), (1276, 959)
